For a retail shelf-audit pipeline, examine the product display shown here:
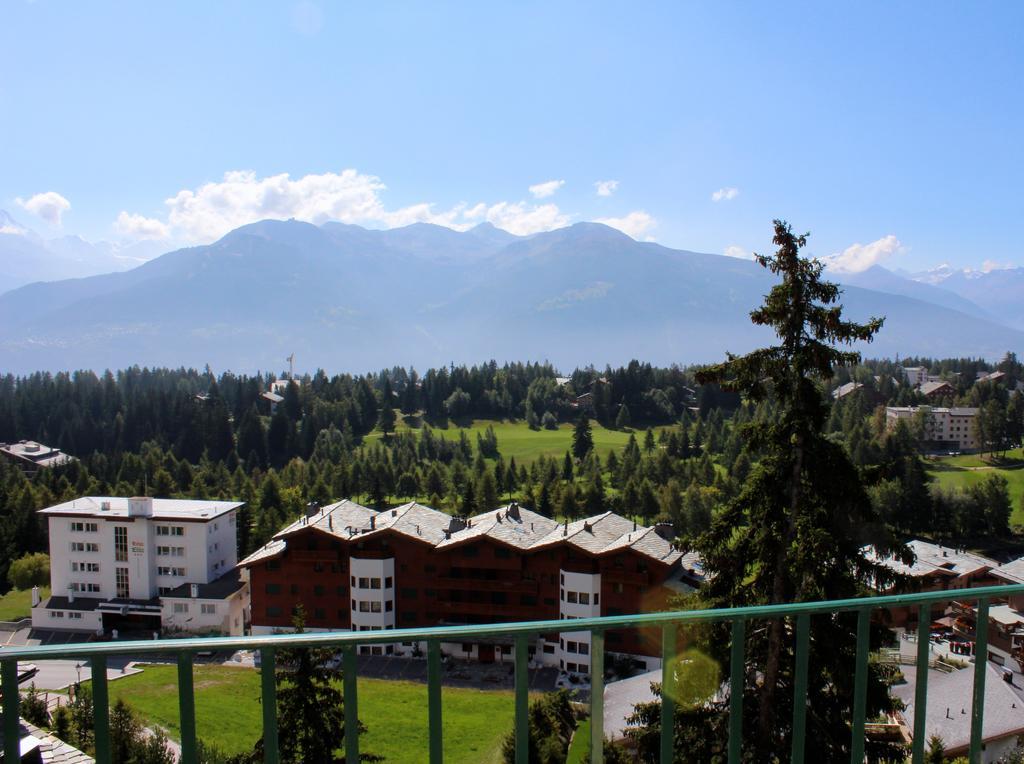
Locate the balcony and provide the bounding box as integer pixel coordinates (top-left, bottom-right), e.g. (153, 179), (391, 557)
(2, 583), (1023, 763)
(434, 575), (539, 594)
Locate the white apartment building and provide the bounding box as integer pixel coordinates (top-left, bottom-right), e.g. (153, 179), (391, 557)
(32, 496), (249, 636)
(885, 406), (980, 451)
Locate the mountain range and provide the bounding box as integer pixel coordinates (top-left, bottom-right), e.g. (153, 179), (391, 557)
(0, 215), (1021, 374)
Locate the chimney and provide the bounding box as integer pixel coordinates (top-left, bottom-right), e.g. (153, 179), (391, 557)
(328, 516), (333, 531)
(444, 530), (451, 540)
(654, 522), (675, 541)
(370, 516), (376, 530)
(306, 502), (320, 518)
(190, 583), (199, 598)
(633, 520), (637, 532)
(31, 586), (40, 608)
(584, 522), (592, 533)
(128, 496), (154, 518)
(392, 509), (398, 517)
(101, 501), (112, 512)
(507, 502), (520, 521)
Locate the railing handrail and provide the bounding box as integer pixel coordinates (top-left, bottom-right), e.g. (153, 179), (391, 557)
(4, 581), (1023, 662)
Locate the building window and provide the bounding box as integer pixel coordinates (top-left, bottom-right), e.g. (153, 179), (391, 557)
(265, 583), (281, 594)
(314, 585), (325, 596)
(594, 593), (599, 605)
(461, 547), (479, 558)
(267, 606), (283, 617)
(314, 608), (326, 619)
(578, 643), (589, 656)
(400, 588), (417, 599)
(157, 567), (186, 577)
(359, 601), (370, 612)
(71, 522), (98, 533)
(543, 644), (555, 654)
(579, 592), (590, 605)
(358, 577), (369, 589)
(567, 641), (578, 653)
(157, 546), (185, 557)
(71, 542), (100, 552)
(567, 591), (578, 604)
(52, 611), (65, 618)
(313, 562), (324, 573)
(370, 578), (381, 589)
(173, 603), (189, 614)
(115, 567), (129, 598)
(370, 601), (382, 613)
(495, 547), (511, 559)
(385, 601), (393, 612)
(462, 644), (473, 653)
(69, 612), (82, 620)
(567, 662), (578, 673)
(384, 577), (393, 589)
(114, 526), (128, 562)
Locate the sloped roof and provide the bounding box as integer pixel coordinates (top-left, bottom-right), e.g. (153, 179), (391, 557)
(864, 539), (996, 579)
(435, 504), (559, 550)
(894, 663), (1024, 753)
(920, 380), (954, 396)
(240, 499), (683, 568)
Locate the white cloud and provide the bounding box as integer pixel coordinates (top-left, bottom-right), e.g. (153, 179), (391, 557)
(594, 180), (619, 197)
(482, 202), (570, 235)
(16, 191), (71, 226)
(528, 180), (565, 199)
(0, 225), (26, 236)
(723, 245), (752, 260)
(593, 210), (656, 240)
(981, 259), (1014, 273)
(137, 169), (574, 242)
(114, 211), (171, 240)
(165, 169), (390, 241)
(711, 187), (739, 202)
(824, 235), (903, 274)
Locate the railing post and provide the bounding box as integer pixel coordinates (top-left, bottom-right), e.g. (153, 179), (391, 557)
(791, 613), (810, 764)
(91, 656), (110, 764)
(177, 652), (197, 764)
(911, 604), (931, 764)
(514, 636), (529, 764)
(2, 659), (20, 764)
(427, 639), (443, 764)
(343, 646), (359, 764)
(260, 647), (278, 764)
(660, 624), (676, 764)
(728, 618), (745, 764)
(969, 597), (990, 763)
(850, 607), (870, 764)
(590, 631), (605, 764)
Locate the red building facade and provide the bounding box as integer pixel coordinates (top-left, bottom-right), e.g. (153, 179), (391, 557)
(241, 500), (687, 674)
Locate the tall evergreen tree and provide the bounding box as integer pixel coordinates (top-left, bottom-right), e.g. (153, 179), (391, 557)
(572, 414), (594, 460)
(684, 220), (904, 759)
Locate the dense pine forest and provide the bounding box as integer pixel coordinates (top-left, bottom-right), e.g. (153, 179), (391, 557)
(0, 354), (1021, 592)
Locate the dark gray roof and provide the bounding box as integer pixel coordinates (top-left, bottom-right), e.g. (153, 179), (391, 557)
(39, 596), (102, 612)
(161, 570), (246, 600)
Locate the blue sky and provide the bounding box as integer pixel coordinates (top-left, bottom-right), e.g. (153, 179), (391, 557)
(2, 1), (1022, 273)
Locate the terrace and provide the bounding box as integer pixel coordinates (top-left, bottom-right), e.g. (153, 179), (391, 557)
(4, 583), (1024, 763)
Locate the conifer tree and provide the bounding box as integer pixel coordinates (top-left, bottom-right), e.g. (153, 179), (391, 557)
(572, 414), (595, 460)
(682, 220), (904, 759)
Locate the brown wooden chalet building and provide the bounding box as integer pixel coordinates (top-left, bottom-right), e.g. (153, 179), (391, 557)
(241, 500), (689, 675)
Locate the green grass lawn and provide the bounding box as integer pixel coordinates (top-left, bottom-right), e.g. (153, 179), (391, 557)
(0, 587), (48, 621)
(565, 717), (591, 764)
(366, 418), (659, 465)
(104, 664), (514, 764)
(927, 450), (1024, 526)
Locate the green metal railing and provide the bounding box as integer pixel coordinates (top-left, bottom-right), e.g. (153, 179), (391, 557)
(3, 583), (1021, 763)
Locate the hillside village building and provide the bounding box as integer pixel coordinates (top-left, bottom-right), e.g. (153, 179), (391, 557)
(241, 500), (687, 674)
(32, 496), (248, 636)
(866, 540), (1024, 671)
(0, 440), (76, 473)
(885, 406), (979, 452)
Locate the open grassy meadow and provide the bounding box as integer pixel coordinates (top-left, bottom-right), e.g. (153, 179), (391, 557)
(366, 417), (658, 465)
(105, 664), (514, 764)
(0, 587), (48, 621)
(927, 448), (1024, 526)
